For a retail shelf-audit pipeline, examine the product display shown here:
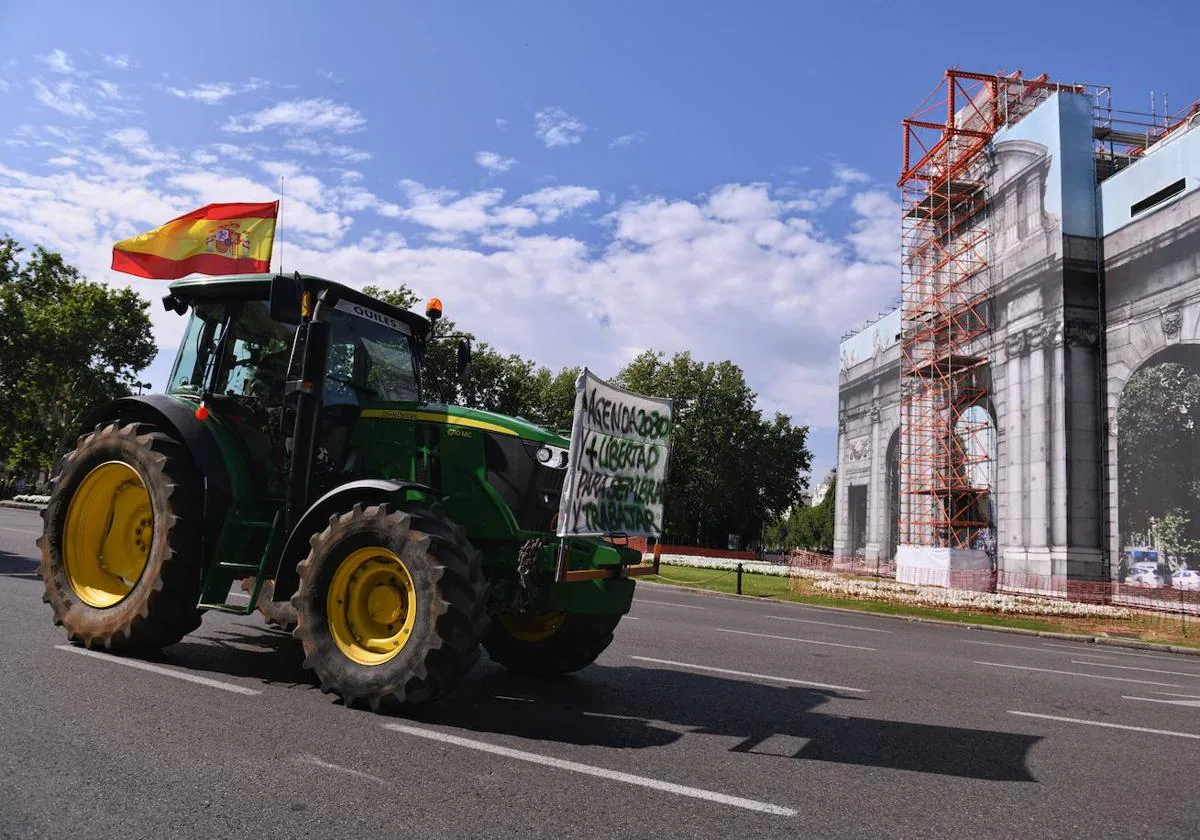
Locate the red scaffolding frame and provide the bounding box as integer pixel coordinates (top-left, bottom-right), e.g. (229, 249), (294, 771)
(896, 69), (1083, 550)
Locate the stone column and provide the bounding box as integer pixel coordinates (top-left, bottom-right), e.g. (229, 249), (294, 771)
(833, 410), (849, 558)
(1003, 331), (1028, 566)
(1027, 326), (1051, 576)
(1048, 325), (1069, 575)
(864, 400), (883, 565)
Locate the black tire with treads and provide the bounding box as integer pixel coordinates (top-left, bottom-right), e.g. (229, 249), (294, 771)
(483, 612), (622, 676)
(38, 421), (205, 651)
(291, 502), (488, 711)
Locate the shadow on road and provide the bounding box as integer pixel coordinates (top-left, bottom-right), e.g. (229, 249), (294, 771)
(0, 548), (39, 580)
(407, 660), (1042, 783)
(156, 616), (1041, 783)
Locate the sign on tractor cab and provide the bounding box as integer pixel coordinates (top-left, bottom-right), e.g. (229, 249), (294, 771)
(556, 369), (674, 539)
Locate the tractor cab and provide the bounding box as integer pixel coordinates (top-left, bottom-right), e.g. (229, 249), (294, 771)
(162, 274), (434, 502)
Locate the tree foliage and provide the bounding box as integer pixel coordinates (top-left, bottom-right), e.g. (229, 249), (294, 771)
(1118, 361), (1200, 553)
(769, 475), (835, 552)
(0, 238), (156, 478)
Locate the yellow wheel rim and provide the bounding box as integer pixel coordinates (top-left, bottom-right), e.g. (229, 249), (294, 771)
(498, 609), (567, 643)
(63, 461), (154, 609)
(327, 547), (418, 665)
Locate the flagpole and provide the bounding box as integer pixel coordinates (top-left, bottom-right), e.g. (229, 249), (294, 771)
(277, 177), (284, 275)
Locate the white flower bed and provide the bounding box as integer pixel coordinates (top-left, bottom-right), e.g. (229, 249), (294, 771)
(11, 494), (49, 505)
(655, 555), (816, 578)
(814, 576), (1133, 618)
(654, 555), (1133, 618)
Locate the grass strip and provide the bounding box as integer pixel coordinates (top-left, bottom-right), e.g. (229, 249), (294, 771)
(643, 563), (1200, 649)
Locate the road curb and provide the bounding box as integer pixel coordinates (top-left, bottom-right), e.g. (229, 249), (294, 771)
(0, 501), (45, 511)
(637, 579), (1200, 657)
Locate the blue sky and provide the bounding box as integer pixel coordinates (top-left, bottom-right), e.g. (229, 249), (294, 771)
(2, 0), (1198, 486)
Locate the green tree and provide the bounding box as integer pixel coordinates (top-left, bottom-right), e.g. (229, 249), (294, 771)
(774, 476), (835, 552)
(0, 238), (156, 478)
(1118, 361), (1200, 547)
(616, 350), (811, 547)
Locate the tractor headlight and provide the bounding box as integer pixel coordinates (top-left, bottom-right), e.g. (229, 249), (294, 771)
(527, 442), (569, 470)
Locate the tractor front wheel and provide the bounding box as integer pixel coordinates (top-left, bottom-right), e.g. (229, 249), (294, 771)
(38, 421), (205, 651)
(483, 610), (621, 676)
(291, 502), (488, 711)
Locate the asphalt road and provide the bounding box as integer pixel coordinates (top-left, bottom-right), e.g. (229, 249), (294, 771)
(2, 505), (1198, 840)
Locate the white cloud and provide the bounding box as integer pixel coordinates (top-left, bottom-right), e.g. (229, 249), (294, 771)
(515, 185), (599, 223)
(0, 78), (10, 94)
(31, 79), (94, 119)
(284, 137), (371, 162)
(534, 106), (586, 148)
(474, 150), (516, 173)
(39, 49), (74, 75)
(46, 156), (78, 167)
(847, 190), (899, 265)
(495, 118), (508, 130)
(211, 142), (259, 162)
(833, 163), (872, 184)
(96, 80), (124, 100)
(224, 98), (365, 134)
(167, 82), (237, 105)
(609, 132), (645, 148)
(102, 54), (132, 70)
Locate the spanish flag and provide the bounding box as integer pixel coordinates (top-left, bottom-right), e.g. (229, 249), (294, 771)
(111, 201), (279, 279)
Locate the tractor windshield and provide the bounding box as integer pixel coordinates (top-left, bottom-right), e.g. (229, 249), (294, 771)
(324, 307), (420, 405)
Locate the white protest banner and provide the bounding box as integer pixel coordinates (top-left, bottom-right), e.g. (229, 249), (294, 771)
(556, 369), (673, 538)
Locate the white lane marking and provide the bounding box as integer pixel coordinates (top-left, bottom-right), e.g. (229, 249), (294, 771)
(765, 615), (892, 634)
(624, 616), (641, 620)
(56, 645), (261, 696)
(0, 526), (40, 536)
(1149, 691), (1200, 699)
(1041, 643), (1187, 663)
(1008, 710), (1200, 740)
(715, 628), (876, 652)
(634, 599), (706, 610)
(1070, 660), (1200, 679)
(964, 640), (1114, 657)
(495, 695), (535, 703)
(1122, 695), (1200, 708)
(298, 754), (387, 786)
(382, 722), (796, 816)
(975, 661), (1179, 687)
(631, 655), (866, 693)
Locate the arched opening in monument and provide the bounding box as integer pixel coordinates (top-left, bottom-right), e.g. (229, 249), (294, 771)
(885, 429), (900, 562)
(954, 402), (997, 566)
(1116, 344), (1200, 584)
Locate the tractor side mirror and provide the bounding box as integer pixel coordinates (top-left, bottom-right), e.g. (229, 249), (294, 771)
(456, 338), (472, 382)
(270, 274), (304, 325)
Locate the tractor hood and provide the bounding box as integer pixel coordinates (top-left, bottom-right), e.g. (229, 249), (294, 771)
(360, 403), (569, 447)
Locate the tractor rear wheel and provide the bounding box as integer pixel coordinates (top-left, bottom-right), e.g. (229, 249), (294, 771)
(291, 502), (488, 711)
(483, 610), (621, 676)
(38, 421), (205, 651)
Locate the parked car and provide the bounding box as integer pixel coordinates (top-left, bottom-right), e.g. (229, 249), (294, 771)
(1171, 568), (1200, 591)
(1125, 568), (1163, 588)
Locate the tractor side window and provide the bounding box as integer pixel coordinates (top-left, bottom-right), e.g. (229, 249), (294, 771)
(167, 304), (224, 396)
(214, 301), (296, 405)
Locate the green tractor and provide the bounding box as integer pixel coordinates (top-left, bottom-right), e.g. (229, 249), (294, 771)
(37, 273), (658, 711)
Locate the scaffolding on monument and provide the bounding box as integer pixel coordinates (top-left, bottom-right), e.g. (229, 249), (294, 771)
(896, 69), (1084, 551)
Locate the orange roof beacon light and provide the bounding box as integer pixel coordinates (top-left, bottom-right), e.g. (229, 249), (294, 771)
(426, 297), (443, 322)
